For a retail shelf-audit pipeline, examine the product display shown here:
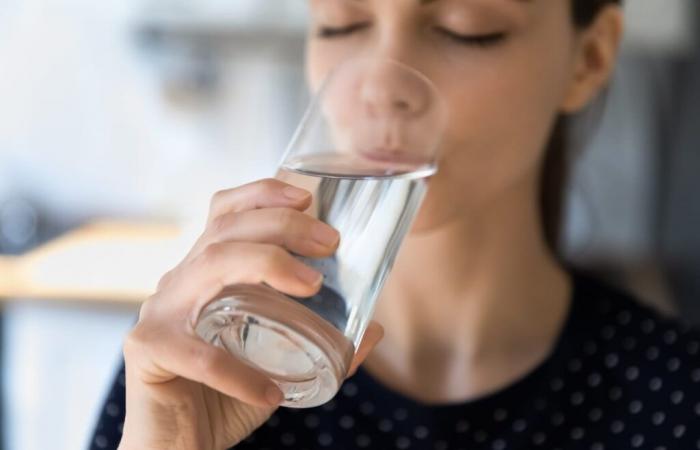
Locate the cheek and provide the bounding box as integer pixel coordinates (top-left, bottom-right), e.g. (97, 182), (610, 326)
(305, 40), (355, 94)
(443, 76), (553, 176)
(436, 41), (573, 185)
(410, 42), (574, 230)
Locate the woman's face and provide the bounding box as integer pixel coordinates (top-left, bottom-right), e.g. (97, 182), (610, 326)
(305, 0), (608, 232)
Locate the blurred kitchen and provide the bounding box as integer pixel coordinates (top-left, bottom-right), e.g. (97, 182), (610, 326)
(0, 0), (698, 449)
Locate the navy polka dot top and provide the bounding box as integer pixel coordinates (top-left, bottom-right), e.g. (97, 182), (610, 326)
(90, 271), (700, 449)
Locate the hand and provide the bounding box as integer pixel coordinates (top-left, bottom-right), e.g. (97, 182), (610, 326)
(118, 178), (384, 450)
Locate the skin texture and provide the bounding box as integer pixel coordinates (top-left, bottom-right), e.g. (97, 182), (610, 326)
(119, 1), (623, 448)
(119, 179), (384, 450)
(305, 0), (622, 403)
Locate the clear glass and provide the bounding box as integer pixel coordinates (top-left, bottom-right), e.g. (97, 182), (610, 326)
(195, 57), (447, 408)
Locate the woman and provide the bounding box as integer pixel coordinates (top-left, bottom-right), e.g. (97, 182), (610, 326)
(92, 0), (700, 449)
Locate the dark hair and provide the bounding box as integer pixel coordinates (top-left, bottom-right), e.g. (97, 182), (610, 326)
(540, 0), (622, 256)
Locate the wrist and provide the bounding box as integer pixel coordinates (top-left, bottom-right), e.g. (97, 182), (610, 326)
(118, 419), (203, 450)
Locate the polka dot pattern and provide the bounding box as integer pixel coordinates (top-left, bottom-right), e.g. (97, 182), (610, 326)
(89, 272), (700, 450)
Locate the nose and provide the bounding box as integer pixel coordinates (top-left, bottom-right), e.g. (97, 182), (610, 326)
(359, 60), (430, 119)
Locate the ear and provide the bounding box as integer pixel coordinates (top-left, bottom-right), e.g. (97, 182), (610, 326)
(560, 5), (624, 114)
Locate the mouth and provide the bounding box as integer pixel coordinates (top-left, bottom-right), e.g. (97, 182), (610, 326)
(360, 147), (428, 166)
(360, 147), (402, 161)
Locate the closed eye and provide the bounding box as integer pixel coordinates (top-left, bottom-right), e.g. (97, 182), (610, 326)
(435, 28), (507, 47)
(317, 23), (370, 38)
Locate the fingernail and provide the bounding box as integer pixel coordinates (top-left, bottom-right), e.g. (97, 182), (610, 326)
(312, 223), (340, 247)
(283, 186), (310, 200)
(296, 264), (323, 286)
(266, 385), (284, 406)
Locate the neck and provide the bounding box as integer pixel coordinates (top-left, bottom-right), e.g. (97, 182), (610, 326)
(363, 175), (572, 403)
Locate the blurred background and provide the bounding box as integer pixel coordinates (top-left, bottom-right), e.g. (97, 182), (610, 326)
(0, 0), (699, 449)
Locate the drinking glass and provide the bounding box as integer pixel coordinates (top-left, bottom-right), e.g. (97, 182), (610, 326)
(195, 57), (447, 408)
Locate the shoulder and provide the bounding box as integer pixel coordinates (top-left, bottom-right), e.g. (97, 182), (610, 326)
(567, 268), (700, 362)
(563, 269), (700, 433)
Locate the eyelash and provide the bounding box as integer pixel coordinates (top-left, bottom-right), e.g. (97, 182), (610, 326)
(317, 23), (370, 38)
(436, 28), (506, 48)
(316, 24), (506, 49)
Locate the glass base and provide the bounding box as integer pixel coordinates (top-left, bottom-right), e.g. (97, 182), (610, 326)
(195, 284), (354, 408)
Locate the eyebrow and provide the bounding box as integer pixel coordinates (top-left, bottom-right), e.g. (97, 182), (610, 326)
(345, 0), (532, 5)
(418, 0), (531, 3)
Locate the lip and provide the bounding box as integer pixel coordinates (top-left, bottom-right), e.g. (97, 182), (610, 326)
(360, 147), (427, 166)
(360, 147), (402, 161)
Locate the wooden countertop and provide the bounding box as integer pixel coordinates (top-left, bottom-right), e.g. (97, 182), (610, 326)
(0, 220), (187, 304)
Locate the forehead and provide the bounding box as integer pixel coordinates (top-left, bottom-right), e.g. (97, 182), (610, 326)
(342, 0), (534, 4)
(308, 0), (537, 23)
(308, 0), (534, 11)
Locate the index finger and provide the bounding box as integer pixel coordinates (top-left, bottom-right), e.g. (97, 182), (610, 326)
(208, 178), (312, 224)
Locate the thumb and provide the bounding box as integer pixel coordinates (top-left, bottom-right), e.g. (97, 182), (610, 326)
(345, 320), (384, 379)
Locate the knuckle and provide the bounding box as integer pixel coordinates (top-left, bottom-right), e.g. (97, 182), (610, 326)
(123, 326), (149, 360)
(193, 242), (225, 269)
(137, 297), (155, 320)
(192, 345), (221, 375)
(156, 269), (174, 291)
(138, 289), (170, 319)
(208, 189), (228, 213)
(208, 213), (229, 236)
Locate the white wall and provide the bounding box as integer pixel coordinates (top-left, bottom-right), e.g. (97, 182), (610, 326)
(2, 301), (137, 450)
(0, 1), (308, 449)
